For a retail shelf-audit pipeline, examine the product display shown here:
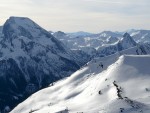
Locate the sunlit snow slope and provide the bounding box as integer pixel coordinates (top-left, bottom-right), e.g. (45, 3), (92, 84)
(11, 53), (150, 113)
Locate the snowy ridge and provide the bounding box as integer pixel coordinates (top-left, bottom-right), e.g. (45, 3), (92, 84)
(11, 52), (150, 113)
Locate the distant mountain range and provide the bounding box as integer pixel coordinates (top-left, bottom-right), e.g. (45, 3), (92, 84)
(53, 29), (150, 49)
(53, 30), (150, 57)
(67, 31), (93, 38)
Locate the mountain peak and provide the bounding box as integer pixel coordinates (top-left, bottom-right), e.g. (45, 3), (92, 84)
(5, 16), (36, 27)
(123, 32), (130, 38)
(119, 32), (137, 49)
(0, 16), (80, 112)
(2, 16), (46, 40)
(54, 31), (66, 36)
(122, 32), (136, 44)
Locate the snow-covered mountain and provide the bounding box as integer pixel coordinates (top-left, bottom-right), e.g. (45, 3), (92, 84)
(98, 31), (122, 38)
(53, 31), (69, 40)
(116, 29), (150, 43)
(52, 31), (91, 65)
(96, 33), (137, 57)
(67, 31), (93, 38)
(54, 29), (150, 51)
(53, 31), (121, 54)
(53, 30), (150, 58)
(11, 48), (150, 113)
(129, 30), (150, 43)
(0, 17), (82, 112)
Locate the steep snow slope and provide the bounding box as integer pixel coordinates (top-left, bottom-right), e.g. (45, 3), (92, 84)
(11, 52), (150, 113)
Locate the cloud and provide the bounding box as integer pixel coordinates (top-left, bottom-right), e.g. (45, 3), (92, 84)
(0, 0), (150, 32)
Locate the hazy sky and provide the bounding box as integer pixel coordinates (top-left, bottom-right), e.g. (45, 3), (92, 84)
(0, 0), (150, 33)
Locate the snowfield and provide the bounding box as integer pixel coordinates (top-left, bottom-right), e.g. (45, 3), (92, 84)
(10, 54), (150, 113)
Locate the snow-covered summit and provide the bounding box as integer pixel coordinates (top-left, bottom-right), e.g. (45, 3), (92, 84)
(3, 17), (67, 51)
(3, 17), (44, 38)
(119, 32), (137, 49)
(2, 16), (75, 57)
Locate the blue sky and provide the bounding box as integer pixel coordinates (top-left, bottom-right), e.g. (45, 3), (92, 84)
(0, 0), (150, 33)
